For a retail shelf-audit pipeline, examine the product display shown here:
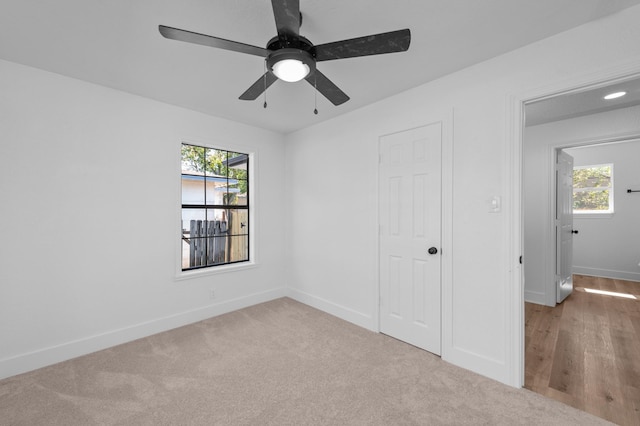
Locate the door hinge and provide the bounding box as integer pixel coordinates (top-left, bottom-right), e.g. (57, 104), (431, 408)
(519, 255), (523, 264)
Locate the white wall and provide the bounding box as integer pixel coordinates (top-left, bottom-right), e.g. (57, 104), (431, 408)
(567, 141), (640, 282)
(0, 59), (287, 379)
(285, 5), (640, 386)
(3, 4), (640, 388)
(524, 106), (640, 306)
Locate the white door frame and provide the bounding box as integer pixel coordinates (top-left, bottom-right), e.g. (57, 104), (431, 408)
(509, 65), (640, 387)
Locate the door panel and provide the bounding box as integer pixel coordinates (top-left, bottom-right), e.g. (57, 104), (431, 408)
(556, 150), (574, 303)
(379, 123), (442, 354)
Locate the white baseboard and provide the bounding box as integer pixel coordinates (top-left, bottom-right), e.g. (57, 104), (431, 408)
(524, 290), (547, 305)
(0, 287), (288, 380)
(573, 266), (640, 283)
(287, 288), (376, 331)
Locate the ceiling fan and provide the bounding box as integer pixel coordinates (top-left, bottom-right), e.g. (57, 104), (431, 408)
(159, 0), (411, 107)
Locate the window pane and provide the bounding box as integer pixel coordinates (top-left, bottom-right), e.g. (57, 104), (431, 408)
(181, 209), (206, 232)
(202, 209), (231, 266)
(205, 175), (228, 205)
(227, 209), (249, 235)
(228, 235), (249, 263)
(181, 144), (206, 174)
(573, 189), (610, 211)
(182, 175), (205, 204)
(181, 238), (191, 269)
(206, 148), (228, 176)
(227, 152), (248, 180)
(202, 236), (228, 266)
(208, 208), (227, 223)
(182, 209), (206, 268)
(573, 166), (611, 189)
(224, 181), (248, 206)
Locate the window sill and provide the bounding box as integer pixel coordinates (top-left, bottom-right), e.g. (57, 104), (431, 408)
(573, 212), (614, 219)
(175, 261), (257, 281)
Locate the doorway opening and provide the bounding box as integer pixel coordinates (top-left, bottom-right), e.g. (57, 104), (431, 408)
(521, 75), (640, 424)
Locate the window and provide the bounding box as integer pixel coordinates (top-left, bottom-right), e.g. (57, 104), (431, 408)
(573, 163), (613, 214)
(181, 143), (249, 270)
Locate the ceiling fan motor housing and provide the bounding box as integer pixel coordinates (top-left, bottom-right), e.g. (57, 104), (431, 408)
(267, 48), (316, 80)
(266, 36), (316, 80)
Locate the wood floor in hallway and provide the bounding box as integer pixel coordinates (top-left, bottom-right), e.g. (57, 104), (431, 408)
(525, 274), (640, 425)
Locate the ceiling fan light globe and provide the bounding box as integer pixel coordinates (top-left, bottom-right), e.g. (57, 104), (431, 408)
(272, 59), (310, 82)
(267, 48), (316, 83)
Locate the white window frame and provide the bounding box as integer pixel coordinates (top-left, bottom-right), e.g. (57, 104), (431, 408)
(573, 163), (614, 216)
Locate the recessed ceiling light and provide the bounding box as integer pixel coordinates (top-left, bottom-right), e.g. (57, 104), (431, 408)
(603, 91), (627, 100)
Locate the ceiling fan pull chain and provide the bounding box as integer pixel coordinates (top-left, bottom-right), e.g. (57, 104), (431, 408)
(314, 76), (318, 115)
(263, 60), (268, 109)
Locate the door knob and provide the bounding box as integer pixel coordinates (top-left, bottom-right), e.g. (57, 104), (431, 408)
(571, 230), (579, 234)
(428, 247), (438, 255)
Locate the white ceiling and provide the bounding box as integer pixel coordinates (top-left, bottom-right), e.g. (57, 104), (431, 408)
(525, 75), (640, 126)
(2, 0), (640, 134)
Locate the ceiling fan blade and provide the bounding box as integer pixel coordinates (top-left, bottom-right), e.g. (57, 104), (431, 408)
(159, 25), (269, 58)
(239, 72), (279, 101)
(314, 29), (411, 62)
(271, 0), (300, 38)
(306, 70), (349, 106)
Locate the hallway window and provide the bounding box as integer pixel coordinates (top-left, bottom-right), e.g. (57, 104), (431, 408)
(181, 143), (250, 270)
(573, 163), (613, 214)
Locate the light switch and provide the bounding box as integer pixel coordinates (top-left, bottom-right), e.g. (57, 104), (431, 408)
(489, 196), (501, 213)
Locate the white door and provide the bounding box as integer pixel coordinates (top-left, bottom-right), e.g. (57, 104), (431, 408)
(556, 150), (574, 303)
(379, 123), (442, 355)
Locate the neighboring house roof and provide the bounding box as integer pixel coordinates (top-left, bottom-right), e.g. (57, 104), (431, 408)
(181, 173), (241, 193)
(181, 173), (238, 185)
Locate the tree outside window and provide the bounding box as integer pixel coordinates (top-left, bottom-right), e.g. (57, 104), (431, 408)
(573, 163), (613, 214)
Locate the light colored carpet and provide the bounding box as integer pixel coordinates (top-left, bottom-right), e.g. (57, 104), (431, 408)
(0, 298), (612, 425)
